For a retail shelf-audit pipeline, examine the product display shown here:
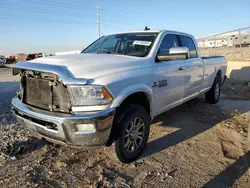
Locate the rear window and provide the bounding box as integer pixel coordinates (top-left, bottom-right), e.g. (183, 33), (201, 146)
(177, 35), (198, 58)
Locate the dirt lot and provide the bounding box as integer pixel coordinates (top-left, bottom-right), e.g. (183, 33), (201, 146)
(0, 67), (250, 188)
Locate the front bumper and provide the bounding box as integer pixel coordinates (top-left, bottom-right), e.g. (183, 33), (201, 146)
(11, 97), (115, 147)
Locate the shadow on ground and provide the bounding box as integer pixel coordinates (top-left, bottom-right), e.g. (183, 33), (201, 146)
(204, 151), (250, 187)
(140, 96), (250, 186)
(142, 98), (229, 158)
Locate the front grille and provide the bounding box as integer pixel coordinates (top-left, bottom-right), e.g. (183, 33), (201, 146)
(22, 75), (71, 113)
(25, 77), (51, 109)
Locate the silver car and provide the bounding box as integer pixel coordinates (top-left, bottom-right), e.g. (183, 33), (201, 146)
(0, 55), (6, 64)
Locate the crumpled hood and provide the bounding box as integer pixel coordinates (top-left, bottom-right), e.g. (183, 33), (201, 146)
(30, 53), (144, 78)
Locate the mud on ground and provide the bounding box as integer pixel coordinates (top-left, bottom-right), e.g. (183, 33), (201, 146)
(0, 67), (249, 188)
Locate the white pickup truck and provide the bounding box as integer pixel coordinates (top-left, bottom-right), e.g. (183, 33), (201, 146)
(12, 30), (227, 163)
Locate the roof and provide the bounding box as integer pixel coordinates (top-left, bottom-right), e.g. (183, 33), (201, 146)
(108, 30), (162, 35)
(107, 30), (193, 37)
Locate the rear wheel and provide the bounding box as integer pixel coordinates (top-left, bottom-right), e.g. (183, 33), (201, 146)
(205, 76), (221, 104)
(107, 104), (150, 163)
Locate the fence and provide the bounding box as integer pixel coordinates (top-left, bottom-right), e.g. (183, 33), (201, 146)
(196, 27), (250, 61)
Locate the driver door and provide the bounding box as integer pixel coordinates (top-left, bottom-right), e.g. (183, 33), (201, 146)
(153, 34), (189, 115)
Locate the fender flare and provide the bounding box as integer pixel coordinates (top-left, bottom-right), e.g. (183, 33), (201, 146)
(110, 84), (154, 117)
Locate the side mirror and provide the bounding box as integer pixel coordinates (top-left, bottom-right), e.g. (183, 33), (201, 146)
(157, 47), (190, 62)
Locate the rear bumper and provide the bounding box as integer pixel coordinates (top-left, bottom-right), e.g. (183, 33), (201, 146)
(11, 97), (115, 147)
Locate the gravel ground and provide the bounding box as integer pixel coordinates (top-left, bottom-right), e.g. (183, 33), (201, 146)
(0, 67), (250, 188)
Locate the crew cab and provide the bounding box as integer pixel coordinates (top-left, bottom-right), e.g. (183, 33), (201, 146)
(12, 30), (227, 163)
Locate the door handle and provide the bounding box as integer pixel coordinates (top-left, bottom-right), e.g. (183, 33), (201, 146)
(179, 66), (187, 71)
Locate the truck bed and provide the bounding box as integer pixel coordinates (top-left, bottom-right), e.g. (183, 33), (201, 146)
(202, 56), (225, 60)
(202, 56), (227, 65)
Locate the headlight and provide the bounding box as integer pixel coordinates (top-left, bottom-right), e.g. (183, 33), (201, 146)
(68, 85), (113, 106)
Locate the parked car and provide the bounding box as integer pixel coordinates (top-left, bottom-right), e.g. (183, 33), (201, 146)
(26, 53), (38, 61)
(0, 55), (6, 64)
(6, 56), (16, 64)
(26, 53), (45, 61)
(12, 30), (227, 163)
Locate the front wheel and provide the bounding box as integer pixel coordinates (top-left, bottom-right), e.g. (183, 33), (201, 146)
(111, 105), (150, 163)
(205, 76), (221, 104)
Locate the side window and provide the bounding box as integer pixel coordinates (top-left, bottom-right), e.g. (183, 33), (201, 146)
(158, 34), (179, 55)
(178, 35), (198, 58)
(100, 38), (119, 51)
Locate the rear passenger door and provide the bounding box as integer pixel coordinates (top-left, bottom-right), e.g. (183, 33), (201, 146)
(177, 35), (203, 97)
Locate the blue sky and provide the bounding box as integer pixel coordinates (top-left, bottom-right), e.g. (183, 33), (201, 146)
(0, 0), (249, 55)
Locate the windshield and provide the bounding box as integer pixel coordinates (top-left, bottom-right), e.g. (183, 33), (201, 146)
(82, 32), (158, 57)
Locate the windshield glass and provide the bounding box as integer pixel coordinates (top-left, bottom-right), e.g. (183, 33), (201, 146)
(82, 32), (158, 57)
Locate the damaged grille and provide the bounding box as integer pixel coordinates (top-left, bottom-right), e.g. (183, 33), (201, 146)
(20, 71), (71, 113)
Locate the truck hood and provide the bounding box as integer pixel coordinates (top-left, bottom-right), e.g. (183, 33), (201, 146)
(30, 53), (144, 78)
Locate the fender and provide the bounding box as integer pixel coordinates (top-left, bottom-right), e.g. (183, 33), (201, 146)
(110, 84), (155, 118)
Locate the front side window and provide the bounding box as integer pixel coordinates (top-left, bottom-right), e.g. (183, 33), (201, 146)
(83, 32), (158, 57)
(158, 34), (179, 55)
(177, 35), (198, 58)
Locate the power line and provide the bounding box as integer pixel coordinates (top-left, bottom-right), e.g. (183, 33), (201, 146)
(1, 2), (135, 31)
(101, 16), (137, 28)
(0, 15), (93, 25)
(19, 0), (143, 30)
(1, 0), (144, 37)
(0, 15), (126, 31)
(21, 0), (96, 11)
(39, 0), (96, 10)
(102, 22), (128, 30)
(0, 3), (137, 27)
(101, 10), (143, 25)
(0, 3), (96, 19)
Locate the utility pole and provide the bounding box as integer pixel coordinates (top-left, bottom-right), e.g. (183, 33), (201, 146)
(97, 0), (100, 38)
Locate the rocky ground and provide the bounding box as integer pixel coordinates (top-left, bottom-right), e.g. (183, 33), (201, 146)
(0, 67), (250, 188)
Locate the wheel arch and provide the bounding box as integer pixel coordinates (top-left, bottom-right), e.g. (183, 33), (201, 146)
(106, 85), (153, 146)
(110, 84), (154, 118)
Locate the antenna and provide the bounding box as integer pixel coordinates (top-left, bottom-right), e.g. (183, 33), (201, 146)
(144, 26), (150, 31)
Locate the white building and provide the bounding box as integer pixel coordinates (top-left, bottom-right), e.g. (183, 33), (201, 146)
(202, 39), (227, 48)
(198, 41), (205, 48)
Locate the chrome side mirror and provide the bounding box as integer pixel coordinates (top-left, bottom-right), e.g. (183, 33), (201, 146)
(157, 47), (190, 62)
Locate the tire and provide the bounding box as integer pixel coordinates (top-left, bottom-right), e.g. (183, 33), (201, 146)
(205, 76), (221, 104)
(108, 104), (150, 163)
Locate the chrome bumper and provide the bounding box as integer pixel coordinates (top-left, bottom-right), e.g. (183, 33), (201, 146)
(11, 97), (115, 147)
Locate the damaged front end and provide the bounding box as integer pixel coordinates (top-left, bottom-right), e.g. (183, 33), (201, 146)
(18, 70), (71, 113)
(11, 62), (115, 147)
